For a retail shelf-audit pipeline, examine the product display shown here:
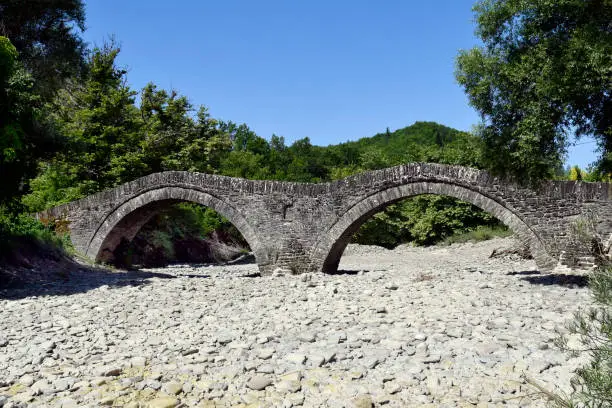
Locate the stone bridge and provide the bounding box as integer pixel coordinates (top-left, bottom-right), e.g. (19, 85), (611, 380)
(39, 163), (612, 274)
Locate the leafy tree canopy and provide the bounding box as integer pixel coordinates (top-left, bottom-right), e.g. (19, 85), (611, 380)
(456, 0), (612, 183)
(0, 36), (51, 207)
(0, 0), (86, 98)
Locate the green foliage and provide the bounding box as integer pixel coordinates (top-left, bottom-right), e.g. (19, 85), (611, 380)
(353, 195), (502, 247)
(541, 216), (612, 408)
(0, 0), (86, 97)
(327, 122), (485, 171)
(569, 166), (585, 182)
(0, 36), (53, 206)
(0, 0), (87, 208)
(149, 230), (175, 261)
(0, 36), (17, 80)
(23, 45), (233, 212)
(22, 162), (90, 212)
(140, 86), (231, 174)
(0, 36), (19, 162)
(558, 165), (610, 182)
(586, 168), (612, 183)
(44, 43), (142, 195)
(219, 150), (271, 179)
(352, 204), (412, 248)
(359, 147), (391, 171)
(218, 121), (275, 179)
(456, 0), (612, 183)
(0, 206), (71, 257)
(167, 203), (236, 239)
(442, 225), (512, 245)
(564, 265), (612, 406)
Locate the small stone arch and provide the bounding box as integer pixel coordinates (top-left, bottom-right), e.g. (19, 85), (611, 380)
(309, 181), (556, 273)
(86, 186), (265, 266)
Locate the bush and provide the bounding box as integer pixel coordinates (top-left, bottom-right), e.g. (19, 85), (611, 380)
(0, 206), (70, 258)
(528, 215), (611, 407)
(353, 195), (504, 247)
(442, 225), (512, 246)
(552, 263), (612, 407)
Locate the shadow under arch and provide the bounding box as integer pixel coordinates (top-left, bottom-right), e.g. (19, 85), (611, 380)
(309, 181), (556, 273)
(85, 186), (265, 266)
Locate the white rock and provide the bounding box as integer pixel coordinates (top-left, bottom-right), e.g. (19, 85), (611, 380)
(257, 348), (275, 360)
(285, 353), (307, 365)
(247, 375), (272, 391)
(19, 374), (35, 386)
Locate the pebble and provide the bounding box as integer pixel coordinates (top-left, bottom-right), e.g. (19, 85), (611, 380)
(247, 375), (272, 390)
(95, 365), (122, 377)
(0, 238), (590, 407)
(163, 381), (182, 395)
(146, 397), (179, 408)
(18, 375), (34, 387)
(256, 364), (275, 374)
(130, 356), (147, 368)
(98, 396), (115, 406)
(351, 394), (373, 408)
(257, 348), (275, 359)
(286, 353), (307, 365)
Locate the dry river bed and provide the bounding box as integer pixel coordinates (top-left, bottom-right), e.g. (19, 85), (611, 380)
(0, 238), (591, 407)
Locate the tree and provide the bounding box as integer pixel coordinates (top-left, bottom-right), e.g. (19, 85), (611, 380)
(219, 150), (270, 179)
(268, 134), (291, 179)
(220, 121), (270, 157)
(0, 36), (20, 162)
(0, 0), (86, 98)
(285, 137), (330, 182)
(23, 44), (142, 210)
(24, 44), (237, 212)
(140, 87), (231, 174)
(0, 36), (52, 207)
(360, 147), (391, 170)
(456, 0), (612, 183)
(569, 165), (585, 181)
(0, 0), (87, 209)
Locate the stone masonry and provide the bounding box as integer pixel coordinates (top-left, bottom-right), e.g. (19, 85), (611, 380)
(38, 163), (612, 275)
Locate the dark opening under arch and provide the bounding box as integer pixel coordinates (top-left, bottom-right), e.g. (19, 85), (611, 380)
(86, 187), (265, 267)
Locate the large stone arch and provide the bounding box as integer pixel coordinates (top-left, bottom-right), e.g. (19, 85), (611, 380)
(86, 186), (265, 266)
(309, 181), (557, 273)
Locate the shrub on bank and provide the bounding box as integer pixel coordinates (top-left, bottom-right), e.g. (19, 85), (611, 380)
(528, 215), (612, 407)
(442, 225), (512, 246)
(0, 206), (70, 260)
(554, 262), (612, 407)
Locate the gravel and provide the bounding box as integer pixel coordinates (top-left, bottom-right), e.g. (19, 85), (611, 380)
(0, 237), (591, 407)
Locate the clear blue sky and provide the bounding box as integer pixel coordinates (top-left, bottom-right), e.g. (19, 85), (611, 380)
(82, 0), (597, 169)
